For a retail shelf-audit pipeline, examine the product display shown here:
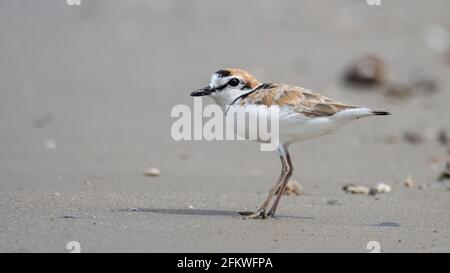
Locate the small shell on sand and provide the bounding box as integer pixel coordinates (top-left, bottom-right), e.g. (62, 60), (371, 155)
(344, 55), (386, 86)
(276, 180), (304, 196)
(144, 167), (161, 177)
(342, 184), (370, 195)
(404, 177), (414, 188)
(373, 182), (392, 194)
(343, 182), (392, 195)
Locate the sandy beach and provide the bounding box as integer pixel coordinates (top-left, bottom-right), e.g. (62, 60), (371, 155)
(1, 0), (450, 252)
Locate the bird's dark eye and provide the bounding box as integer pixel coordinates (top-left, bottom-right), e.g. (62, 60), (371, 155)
(228, 78), (240, 87)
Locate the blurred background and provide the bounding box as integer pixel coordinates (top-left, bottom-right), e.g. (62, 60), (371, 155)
(0, 0), (449, 252)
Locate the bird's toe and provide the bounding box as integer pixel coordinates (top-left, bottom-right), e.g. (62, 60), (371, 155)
(240, 210), (267, 220)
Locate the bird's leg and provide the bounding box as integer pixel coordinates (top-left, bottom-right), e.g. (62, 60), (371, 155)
(240, 155), (288, 220)
(267, 150), (293, 218)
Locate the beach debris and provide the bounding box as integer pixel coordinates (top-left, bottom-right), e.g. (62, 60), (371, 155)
(418, 184), (429, 190)
(44, 139), (57, 150)
(128, 208), (139, 212)
(344, 55), (386, 86)
(373, 182), (392, 194)
(342, 184), (370, 195)
(343, 182), (392, 195)
(188, 205), (194, 209)
(276, 180), (304, 196)
(404, 177), (414, 188)
(53, 192), (61, 197)
(403, 132), (424, 145)
(144, 167), (160, 177)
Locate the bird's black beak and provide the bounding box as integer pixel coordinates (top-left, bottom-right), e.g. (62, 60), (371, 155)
(190, 86), (214, 96)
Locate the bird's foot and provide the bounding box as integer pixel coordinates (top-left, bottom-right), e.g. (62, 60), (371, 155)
(266, 210), (277, 218)
(239, 209), (267, 220)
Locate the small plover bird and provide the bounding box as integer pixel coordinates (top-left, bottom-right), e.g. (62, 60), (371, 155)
(191, 68), (390, 219)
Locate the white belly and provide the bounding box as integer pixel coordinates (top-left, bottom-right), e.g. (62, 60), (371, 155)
(227, 104), (353, 145)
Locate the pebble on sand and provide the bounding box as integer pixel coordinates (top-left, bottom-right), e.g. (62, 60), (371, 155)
(343, 182), (392, 195)
(344, 55), (386, 86)
(373, 182), (392, 194)
(276, 180), (304, 196)
(342, 184), (370, 195)
(144, 167), (160, 177)
(404, 177), (414, 188)
(286, 180), (304, 196)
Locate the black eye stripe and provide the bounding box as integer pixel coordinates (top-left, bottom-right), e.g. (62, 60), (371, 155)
(214, 83), (228, 91)
(213, 78), (241, 91)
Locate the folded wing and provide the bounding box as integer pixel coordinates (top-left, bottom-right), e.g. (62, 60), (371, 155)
(240, 84), (358, 118)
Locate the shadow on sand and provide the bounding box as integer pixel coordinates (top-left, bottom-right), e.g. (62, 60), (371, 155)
(117, 208), (314, 220)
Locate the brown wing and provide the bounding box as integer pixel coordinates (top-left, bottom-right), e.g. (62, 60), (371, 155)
(240, 84), (358, 117)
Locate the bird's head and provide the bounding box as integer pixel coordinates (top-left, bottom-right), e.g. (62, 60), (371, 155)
(191, 68), (261, 107)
